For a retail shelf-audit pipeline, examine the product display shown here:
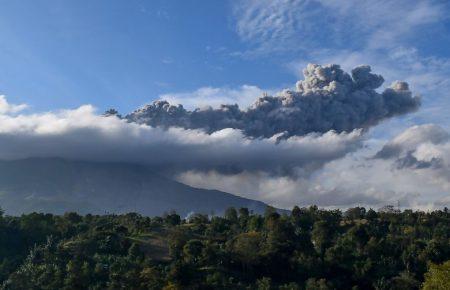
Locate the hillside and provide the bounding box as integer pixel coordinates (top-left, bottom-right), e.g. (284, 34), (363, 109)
(1, 208), (449, 289)
(0, 158), (269, 216)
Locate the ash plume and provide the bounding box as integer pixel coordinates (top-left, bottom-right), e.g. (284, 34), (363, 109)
(126, 64), (420, 138)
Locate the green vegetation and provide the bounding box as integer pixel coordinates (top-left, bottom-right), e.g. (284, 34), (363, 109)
(422, 260), (450, 290)
(0, 206), (449, 289)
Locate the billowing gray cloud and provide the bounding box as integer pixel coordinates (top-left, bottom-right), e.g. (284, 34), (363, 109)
(0, 101), (363, 176)
(394, 151), (443, 170)
(375, 124), (450, 160)
(126, 64), (420, 138)
(374, 124), (450, 172)
(179, 125), (450, 210)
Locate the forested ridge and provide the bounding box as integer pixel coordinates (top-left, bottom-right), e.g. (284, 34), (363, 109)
(0, 206), (449, 289)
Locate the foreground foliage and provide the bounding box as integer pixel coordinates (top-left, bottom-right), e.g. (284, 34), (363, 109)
(0, 206), (449, 289)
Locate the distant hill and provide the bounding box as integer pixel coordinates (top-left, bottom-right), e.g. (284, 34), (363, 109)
(0, 158), (270, 216)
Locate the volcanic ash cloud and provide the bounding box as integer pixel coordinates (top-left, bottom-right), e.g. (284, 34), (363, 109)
(127, 64), (420, 138)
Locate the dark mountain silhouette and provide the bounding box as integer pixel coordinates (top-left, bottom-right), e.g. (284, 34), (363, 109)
(0, 158), (270, 216)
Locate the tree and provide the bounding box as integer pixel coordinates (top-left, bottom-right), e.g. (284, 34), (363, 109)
(279, 282), (300, 290)
(239, 207), (250, 228)
(239, 207), (249, 219)
(64, 259), (89, 289)
(1, 207), (450, 289)
(345, 207), (366, 220)
(224, 207), (238, 223)
(311, 220), (335, 258)
(183, 240), (203, 263)
(305, 278), (333, 290)
(389, 271), (420, 290)
(366, 208), (378, 220)
(264, 210), (280, 232)
(128, 243), (143, 259)
(188, 213), (208, 225)
(256, 277), (272, 290)
(422, 260), (450, 290)
(291, 206), (301, 222)
(165, 213), (181, 226)
(379, 205), (400, 214)
(140, 267), (163, 289)
(247, 215), (263, 231)
(229, 232), (263, 272)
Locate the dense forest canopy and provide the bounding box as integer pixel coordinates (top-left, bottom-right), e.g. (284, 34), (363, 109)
(0, 205), (449, 289)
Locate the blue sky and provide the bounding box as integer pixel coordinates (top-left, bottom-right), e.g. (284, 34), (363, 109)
(0, 0), (294, 112)
(0, 0), (449, 128)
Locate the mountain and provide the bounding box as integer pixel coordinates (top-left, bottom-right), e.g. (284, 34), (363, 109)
(0, 158), (270, 216)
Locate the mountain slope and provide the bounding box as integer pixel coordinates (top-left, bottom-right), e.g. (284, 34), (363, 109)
(0, 158), (270, 216)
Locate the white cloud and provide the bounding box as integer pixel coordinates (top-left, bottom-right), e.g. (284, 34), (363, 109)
(316, 0), (446, 50)
(178, 124), (450, 210)
(0, 95), (28, 114)
(232, 0), (446, 54)
(232, 0), (322, 55)
(377, 124), (450, 156)
(0, 96), (363, 175)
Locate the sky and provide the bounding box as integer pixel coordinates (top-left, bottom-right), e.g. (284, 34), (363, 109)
(0, 0), (450, 210)
(0, 0), (449, 127)
(0, 0), (295, 112)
